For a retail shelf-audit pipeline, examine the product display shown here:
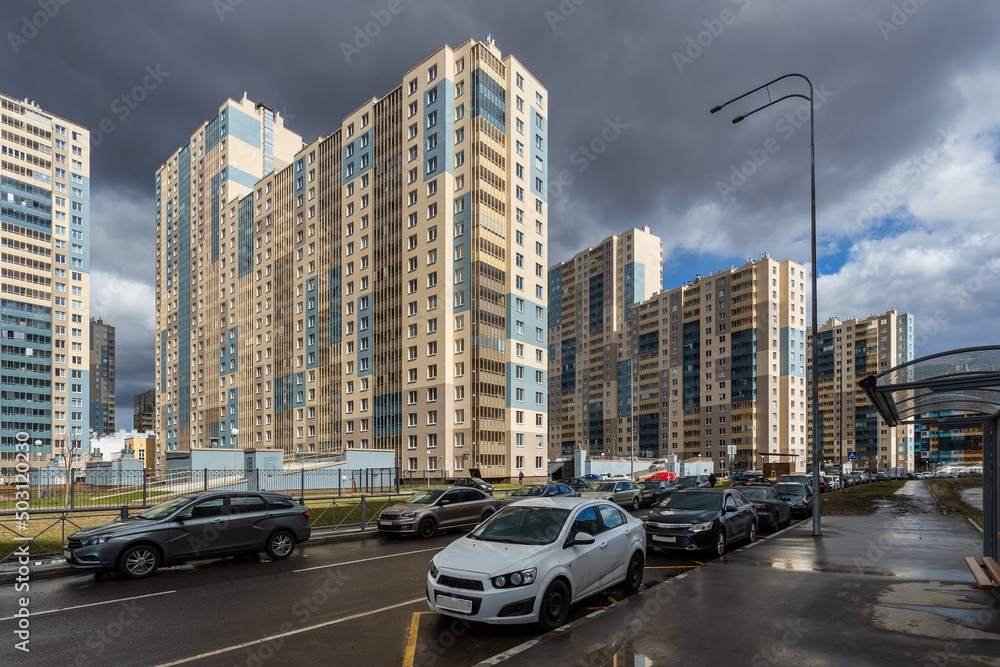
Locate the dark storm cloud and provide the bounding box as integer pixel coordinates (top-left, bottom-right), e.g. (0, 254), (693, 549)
(3, 0), (999, 422)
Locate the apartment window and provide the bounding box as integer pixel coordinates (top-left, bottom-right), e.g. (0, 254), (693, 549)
(427, 64), (437, 81)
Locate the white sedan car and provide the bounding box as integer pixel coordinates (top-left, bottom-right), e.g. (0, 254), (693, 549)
(426, 497), (646, 630)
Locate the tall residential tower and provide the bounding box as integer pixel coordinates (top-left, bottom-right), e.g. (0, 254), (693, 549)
(1, 93), (90, 477)
(89, 317), (115, 436)
(155, 40), (548, 480)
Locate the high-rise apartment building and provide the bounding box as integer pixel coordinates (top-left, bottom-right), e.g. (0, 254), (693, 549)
(549, 241), (810, 475)
(133, 388), (156, 433)
(809, 311), (915, 471)
(1, 93), (90, 477)
(547, 227), (663, 458)
(89, 317), (115, 435)
(914, 411), (983, 470)
(155, 40), (548, 480)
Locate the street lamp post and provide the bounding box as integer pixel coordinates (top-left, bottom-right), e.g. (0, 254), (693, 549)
(230, 428), (238, 449)
(711, 73), (821, 536)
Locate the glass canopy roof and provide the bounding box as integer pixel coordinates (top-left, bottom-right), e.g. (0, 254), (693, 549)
(859, 346), (1000, 426)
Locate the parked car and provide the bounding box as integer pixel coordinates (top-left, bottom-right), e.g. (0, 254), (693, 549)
(607, 473), (633, 481)
(579, 481), (642, 510)
(875, 471), (889, 482)
(564, 478), (592, 493)
(774, 482), (813, 518)
(63, 491), (312, 579)
(645, 471), (677, 482)
(426, 497), (646, 630)
(733, 485), (791, 531)
(581, 474), (603, 482)
(501, 483), (579, 506)
(635, 480), (677, 507)
(643, 489), (757, 557)
(674, 475), (712, 489)
(454, 477), (494, 494)
(378, 488), (500, 538)
(731, 470), (766, 486)
(775, 474), (815, 495)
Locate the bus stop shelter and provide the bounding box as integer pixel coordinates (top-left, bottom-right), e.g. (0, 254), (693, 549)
(860, 346), (999, 561)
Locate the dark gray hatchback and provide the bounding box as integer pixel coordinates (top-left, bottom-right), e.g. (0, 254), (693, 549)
(63, 491), (311, 579)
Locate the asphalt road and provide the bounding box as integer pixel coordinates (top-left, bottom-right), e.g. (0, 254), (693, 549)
(0, 508), (774, 666)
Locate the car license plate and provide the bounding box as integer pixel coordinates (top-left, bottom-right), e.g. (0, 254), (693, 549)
(436, 595), (473, 614)
(379, 521), (392, 527)
(63, 549), (72, 560)
(652, 535), (676, 543)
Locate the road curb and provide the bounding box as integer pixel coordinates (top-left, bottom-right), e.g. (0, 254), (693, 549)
(0, 525), (385, 582)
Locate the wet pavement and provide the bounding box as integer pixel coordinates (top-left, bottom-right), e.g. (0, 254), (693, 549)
(478, 481), (1000, 666)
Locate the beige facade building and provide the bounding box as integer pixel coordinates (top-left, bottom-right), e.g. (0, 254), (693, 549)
(549, 237), (811, 475)
(155, 40), (548, 480)
(808, 311), (915, 472)
(547, 227), (663, 458)
(1, 92), (91, 477)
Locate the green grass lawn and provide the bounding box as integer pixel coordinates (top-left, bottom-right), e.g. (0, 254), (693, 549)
(820, 480), (906, 515)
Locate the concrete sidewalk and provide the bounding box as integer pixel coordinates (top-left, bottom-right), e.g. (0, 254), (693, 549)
(481, 481), (1000, 666)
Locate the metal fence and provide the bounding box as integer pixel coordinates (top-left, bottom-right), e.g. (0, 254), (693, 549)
(0, 467), (400, 512)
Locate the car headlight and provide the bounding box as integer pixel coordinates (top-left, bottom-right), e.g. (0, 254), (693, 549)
(492, 567), (536, 589)
(80, 533), (114, 547)
(690, 522), (714, 532)
(399, 512), (416, 519)
(428, 560), (439, 579)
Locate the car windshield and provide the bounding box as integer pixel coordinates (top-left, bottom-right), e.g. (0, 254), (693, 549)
(657, 492), (721, 511)
(738, 488), (767, 500)
(406, 490), (445, 504)
(674, 477), (699, 487)
(775, 483), (805, 496)
(589, 482), (617, 492)
(637, 482), (661, 490)
(137, 495), (197, 520)
(468, 506), (571, 545)
(511, 485), (545, 497)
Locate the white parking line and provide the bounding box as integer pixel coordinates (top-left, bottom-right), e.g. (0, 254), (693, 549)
(0, 590), (176, 622)
(153, 597), (425, 666)
(293, 546), (443, 573)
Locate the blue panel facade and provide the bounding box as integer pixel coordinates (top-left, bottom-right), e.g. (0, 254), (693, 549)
(731, 328), (758, 403)
(226, 105), (261, 149)
(305, 276), (319, 370)
(623, 261), (645, 322)
(504, 361), (546, 410)
(505, 292), (546, 348)
(616, 358), (632, 419)
(587, 402), (604, 456)
(0, 299), (52, 453)
(453, 193), (471, 314)
(682, 320), (701, 409)
(529, 106), (547, 202)
(219, 326), (238, 375)
(210, 172), (222, 263)
(547, 264), (562, 327)
(375, 392), (402, 437)
(559, 337), (576, 392)
(342, 130), (373, 185)
(0, 175), (52, 234)
(275, 374), (293, 413)
(780, 326), (807, 378)
(357, 294), (372, 378)
(470, 67), (506, 133)
(205, 114), (221, 153)
(423, 78), (454, 182)
(225, 166), (259, 189)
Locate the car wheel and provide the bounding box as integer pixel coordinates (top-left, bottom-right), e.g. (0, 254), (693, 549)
(418, 518), (437, 539)
(266, 530), (295, 560)
(481, 508), (495, 522)
(712, 529), (726, 557)
(631, 496), (640, 510)
(119, 544), (160, 579)
(623, 551), (644, 593)
(748, 521), (757, 543)
(537, 579), (570, 631)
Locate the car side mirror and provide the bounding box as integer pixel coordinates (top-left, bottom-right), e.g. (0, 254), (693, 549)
(176, 512), (192, 521)
(439, 499), (450, 505)
(566, 532), (595, 548)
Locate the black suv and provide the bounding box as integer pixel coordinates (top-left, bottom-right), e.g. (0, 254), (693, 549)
(454, 477), (494, 494)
